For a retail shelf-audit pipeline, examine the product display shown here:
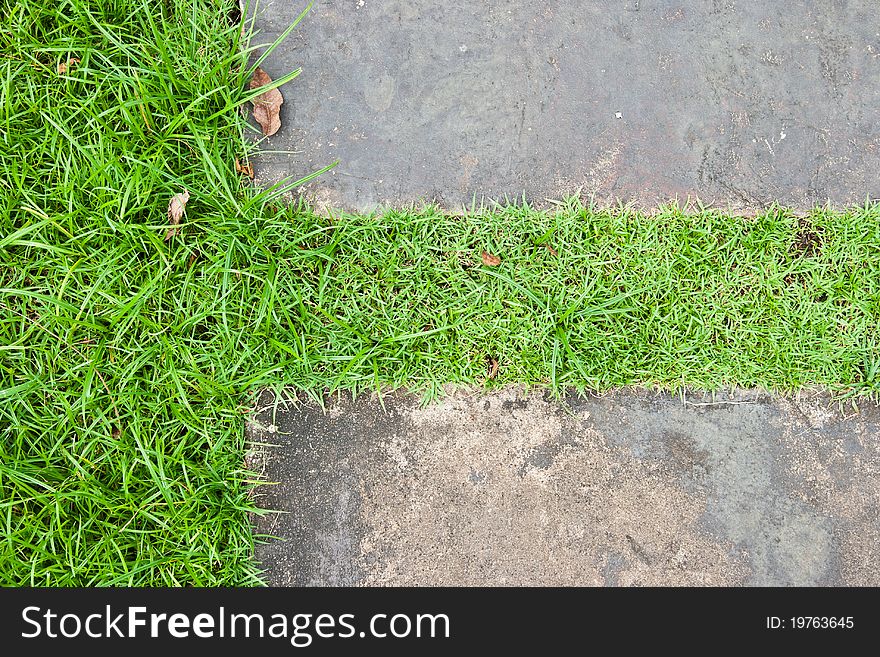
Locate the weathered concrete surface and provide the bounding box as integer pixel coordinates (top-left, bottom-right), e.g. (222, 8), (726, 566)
(249, 388), (880, 586)
(247, 1), (880, 211)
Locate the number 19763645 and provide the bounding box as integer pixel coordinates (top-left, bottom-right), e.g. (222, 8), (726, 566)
(767, 617), (854, 630)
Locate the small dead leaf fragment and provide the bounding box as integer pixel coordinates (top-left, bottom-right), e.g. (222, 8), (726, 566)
(487, 356), (499, 380)
(57, 57), (79, 74)
(164, 190), (190, 241)
(235, 158), (254, 178)
(111, 426), (121, 440)
(249, 67), (283, 136)
(545, 243), (558, 257)
(481, 251), (501, 266)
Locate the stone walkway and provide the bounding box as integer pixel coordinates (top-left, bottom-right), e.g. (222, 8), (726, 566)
(249, 1), (879, 210)
(250, 388), (879, 586)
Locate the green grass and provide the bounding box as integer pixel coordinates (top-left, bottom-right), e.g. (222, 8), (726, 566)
(2, 1), (880, 586)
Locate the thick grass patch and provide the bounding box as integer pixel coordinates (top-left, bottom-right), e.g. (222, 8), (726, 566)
(1, 0), (279, 586)
(2, 1), (880, 585)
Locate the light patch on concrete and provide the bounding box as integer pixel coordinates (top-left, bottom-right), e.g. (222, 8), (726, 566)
(358, 388), (744, 585)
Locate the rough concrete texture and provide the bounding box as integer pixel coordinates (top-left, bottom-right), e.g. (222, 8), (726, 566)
(249, 388), (880, 586)
(247, 1), (880, 211)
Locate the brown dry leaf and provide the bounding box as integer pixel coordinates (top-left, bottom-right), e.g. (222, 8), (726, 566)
(249, 67), (283, 136)
(545, 243), (558, 257)
(487, 356), (499, 380)
(235, 158), (254, 178)
(57, 57), (80, 74)
(164, 190), (190, 241)
(481, 251), (501, 266)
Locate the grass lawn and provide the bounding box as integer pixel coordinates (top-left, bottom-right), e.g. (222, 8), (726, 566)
(2, 1), (880, 585)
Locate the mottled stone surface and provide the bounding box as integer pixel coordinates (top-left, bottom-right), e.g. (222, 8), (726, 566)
(249, 388), (880, 586)
(247, 0), (880, 210)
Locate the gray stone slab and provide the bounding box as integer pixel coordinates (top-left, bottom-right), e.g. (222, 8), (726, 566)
(248, 388), (880, 586)
(247, 0), (880, 211)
